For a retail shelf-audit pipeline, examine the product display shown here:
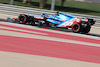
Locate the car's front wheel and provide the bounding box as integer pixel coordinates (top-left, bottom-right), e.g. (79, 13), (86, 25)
(18, 14), (27, 24)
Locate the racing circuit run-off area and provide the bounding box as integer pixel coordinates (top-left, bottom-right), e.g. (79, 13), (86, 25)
(0, 0), (100, 66)
(0, 21), (100, 67)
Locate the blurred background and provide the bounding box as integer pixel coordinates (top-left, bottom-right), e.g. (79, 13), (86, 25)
(0, 0), (100, 16)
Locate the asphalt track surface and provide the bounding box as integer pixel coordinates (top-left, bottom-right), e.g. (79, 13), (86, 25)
(0, 20), (100, 66)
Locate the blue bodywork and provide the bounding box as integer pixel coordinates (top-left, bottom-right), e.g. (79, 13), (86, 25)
(40, 13), (76, 27)
(27, 13), (77, 27)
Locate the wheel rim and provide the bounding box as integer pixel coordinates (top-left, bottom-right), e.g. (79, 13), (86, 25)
(72, 24), (80, 32)
(18, 15), (26, 23)
(19, 16), (25, 21)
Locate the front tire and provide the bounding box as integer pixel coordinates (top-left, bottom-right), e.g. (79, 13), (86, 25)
(18, 14), (27, 24)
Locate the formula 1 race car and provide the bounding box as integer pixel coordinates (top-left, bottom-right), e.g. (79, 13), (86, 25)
(8, 12), (96, 34)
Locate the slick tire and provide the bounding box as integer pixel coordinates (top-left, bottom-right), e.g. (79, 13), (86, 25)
(71, 23), (82, 33)
(18, 14), (27, 24)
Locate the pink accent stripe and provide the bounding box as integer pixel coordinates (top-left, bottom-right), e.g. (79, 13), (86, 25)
(0, 24), (100, 44)
(0, 35), (100, 63)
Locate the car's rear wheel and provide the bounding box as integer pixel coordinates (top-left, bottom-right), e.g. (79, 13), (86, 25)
(72, 23), (82, 33)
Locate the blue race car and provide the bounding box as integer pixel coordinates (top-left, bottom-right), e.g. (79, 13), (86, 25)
(14, 12), (96, 33)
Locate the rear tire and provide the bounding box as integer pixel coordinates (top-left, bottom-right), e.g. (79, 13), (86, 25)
(71, 23), (82, 33)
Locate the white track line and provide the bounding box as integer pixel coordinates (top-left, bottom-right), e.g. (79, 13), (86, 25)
(0, 26), (48, 35)
(0, 22), (100, 40)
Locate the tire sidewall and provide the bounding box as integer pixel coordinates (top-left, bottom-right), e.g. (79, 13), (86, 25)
(72, 23), (81, 33)
(18, 14), (27, 24)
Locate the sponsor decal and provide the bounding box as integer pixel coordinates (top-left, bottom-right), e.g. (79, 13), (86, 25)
(34, 17), (43, 19)
(59, 18), (81, 28)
